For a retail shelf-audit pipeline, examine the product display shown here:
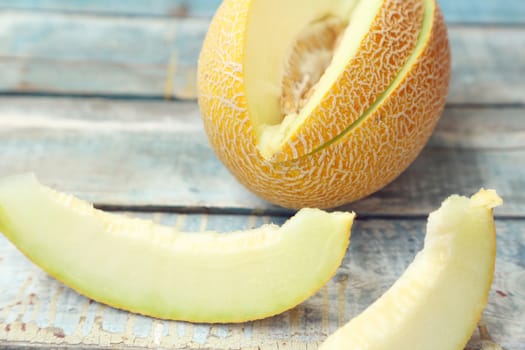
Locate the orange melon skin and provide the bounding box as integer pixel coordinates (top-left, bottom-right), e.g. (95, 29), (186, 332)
(198, 0), (451, 209)
(272, 0), (425, 162)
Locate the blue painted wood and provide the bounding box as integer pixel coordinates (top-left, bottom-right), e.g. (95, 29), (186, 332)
(0, 0), (523, 24)
(0, 0), (223, 17)
(0, 12), (524, 102)
(439, 0), (525, 24)
(0, 216), (523, 348)
(0, 13), (201, 98)
(0, 97), (523, 216)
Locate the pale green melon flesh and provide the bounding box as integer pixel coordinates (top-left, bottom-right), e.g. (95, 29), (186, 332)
(320, 190), (501, 350)
(245, 0), (381, 133)
(0, 174), (354, 323)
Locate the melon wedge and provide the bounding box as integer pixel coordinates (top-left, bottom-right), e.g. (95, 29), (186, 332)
(198, 0), (451, 209)
(0, 174), (354, 323)
(320, 189), (502, 350)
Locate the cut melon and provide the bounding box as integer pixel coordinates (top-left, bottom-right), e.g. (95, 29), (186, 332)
(198, 0), (451, 209)
(320, 189), (502, 350)
(0, 174), (354, 323)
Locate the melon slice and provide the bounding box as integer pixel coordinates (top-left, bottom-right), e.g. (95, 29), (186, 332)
(0, 174), (354, 323)
(320, 189), (502, 350)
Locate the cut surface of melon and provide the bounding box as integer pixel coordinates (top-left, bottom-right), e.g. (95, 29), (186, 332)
(245, 0), (377, 128)
(244, 0), (425, 159)
(320, 189), (502, 350)
(0, 174), (354, 323)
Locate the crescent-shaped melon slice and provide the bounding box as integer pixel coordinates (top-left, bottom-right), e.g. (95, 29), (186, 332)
(0, 174), (354, 323)
(320, 189), (502, 350)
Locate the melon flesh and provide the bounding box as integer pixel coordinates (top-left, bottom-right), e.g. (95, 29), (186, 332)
(243, 0), (426, 160)
(0, 174), (354, 323)
(245, 0), (380, 128)
(320, 189), (501, 350)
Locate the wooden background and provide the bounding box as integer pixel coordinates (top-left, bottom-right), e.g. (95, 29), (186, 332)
(0, 0), (524, 349)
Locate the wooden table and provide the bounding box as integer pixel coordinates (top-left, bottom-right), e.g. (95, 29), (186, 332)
(0, 1), (524, 349)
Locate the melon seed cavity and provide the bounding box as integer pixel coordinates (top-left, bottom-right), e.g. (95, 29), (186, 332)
(281, 16), (347, 117)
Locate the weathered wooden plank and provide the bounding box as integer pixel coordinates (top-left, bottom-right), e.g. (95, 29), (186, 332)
(0, 11), (523, 103)
(0, 97), (523, 216)
(0, 0), (523, 24)
(440, 0), (525, 24)
(448, 26), (525, 106)
(0, 12), (201, 99)
(0, 215), (523, 349)
(428, 106), (525, 150)
(0, 0), (223, 18)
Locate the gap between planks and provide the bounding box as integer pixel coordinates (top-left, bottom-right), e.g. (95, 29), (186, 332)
(91, 204), (525, 221)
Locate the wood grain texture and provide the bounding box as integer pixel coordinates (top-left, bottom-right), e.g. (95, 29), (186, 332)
(0, 12), (200, 99)
(0, 0), (224, 17)
(0, 214), (523, 349)
(0, 11), (523, 102)
(0, 97), (523, 216)
(448, 26), (525, 106)
(0, 0), (523, 24)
